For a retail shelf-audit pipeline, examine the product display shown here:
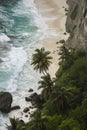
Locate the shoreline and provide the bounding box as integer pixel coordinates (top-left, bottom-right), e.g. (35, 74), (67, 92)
(35, 0), (69, 77)
(3, 0), (69, 126)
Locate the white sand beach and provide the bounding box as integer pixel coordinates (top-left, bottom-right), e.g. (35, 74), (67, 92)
(35, 0), (69, 77)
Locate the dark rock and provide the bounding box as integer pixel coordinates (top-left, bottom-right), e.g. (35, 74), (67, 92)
(11, 106), (20, 111)
(65, 8), (68, 12)
(30, 93), (38, 103)
(28, 112), (31, 114)
(25, 97), (31, 102)
(56, 41), (59, 44)
(59, 39), (65, 44)
(25, 115), (28, 117)
(29, 106), (32, 109)
(23, 107), (29, 113)
(65, 13), (68, 15)
(30, 93), (44, 109)
(0, 92), (12, 113)
(64, 32), (67, 35)
(30, 92), (38, 98)
(29, 106), (34, 109)
(28, 88), (33, 92)
(20, 120), (24, 123)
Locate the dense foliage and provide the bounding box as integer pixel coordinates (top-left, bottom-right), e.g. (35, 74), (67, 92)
(7, 46), (87, 130)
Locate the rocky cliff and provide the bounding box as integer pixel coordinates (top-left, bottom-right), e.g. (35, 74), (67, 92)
(66, 0), (87, 50)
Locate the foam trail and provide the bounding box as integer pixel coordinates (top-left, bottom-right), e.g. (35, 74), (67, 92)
(0, 47), (27, 91)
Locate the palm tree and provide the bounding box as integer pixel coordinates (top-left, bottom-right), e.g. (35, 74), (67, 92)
(59, 45), (74, 69)
(7, 118), (25, 130)
(31, 48), (52, 74)
(27, 110), (47, 130)
(59, 45), (70, 61)
(38, 73), (54, 100)
(52, 87), (73, 113)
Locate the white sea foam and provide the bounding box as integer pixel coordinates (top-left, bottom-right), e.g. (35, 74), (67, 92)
(23, 0), (35, 8)
(0, 33), (10, 42)
(0, 112), (9, 130)
(6, 47), (27, 91)
(0, 33), (11, 51)
(20, 33), (31, 38)
(0, 46), (28, 128)
(0, 47), (27, 90)
(0, 0), (47, 129)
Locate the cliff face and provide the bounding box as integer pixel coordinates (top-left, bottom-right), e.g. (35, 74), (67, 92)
(66, 0), (87, 50)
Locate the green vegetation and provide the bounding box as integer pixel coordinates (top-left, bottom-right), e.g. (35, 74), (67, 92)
(7, 46), (87, 130)
(7, 118), (25, 130)
(38, 73), (54, 100)
(31, 48), (52, 74)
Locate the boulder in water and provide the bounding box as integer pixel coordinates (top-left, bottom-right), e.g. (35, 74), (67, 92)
(11, 106), (21, 111)
(25, 97), (31, 102)
(28, 88), (33, 92)
(23, 107), (29, 113)
(0, 92), (12, 113)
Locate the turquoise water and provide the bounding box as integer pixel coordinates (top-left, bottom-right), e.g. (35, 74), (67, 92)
(0, 0), (46, 129)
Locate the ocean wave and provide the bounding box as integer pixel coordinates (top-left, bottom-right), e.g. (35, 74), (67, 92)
(0, 0), (44, 129)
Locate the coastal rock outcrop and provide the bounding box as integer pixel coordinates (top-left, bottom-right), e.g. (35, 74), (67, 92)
(30, 93), (44, 108)
(0, 92), (12, 113)
(66, 0), (87, 50)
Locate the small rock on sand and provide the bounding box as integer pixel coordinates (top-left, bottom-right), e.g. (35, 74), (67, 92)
(23, 107), (29, 113)
(28, 88), (33, 92)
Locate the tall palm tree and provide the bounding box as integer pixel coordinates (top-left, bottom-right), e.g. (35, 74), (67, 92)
(31, 48), (52, 74)
(38, 73), (54, 100)
(52, 87), (73, 113)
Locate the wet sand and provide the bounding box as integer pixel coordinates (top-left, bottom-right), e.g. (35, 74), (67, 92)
(35, 0), (69, 77)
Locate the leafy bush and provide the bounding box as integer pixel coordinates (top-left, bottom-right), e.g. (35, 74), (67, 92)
(59, 118), (80, 130)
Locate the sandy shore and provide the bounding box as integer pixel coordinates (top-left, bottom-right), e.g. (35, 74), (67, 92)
(7, 1), (69, 124)
(35, 0), (69, 77)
